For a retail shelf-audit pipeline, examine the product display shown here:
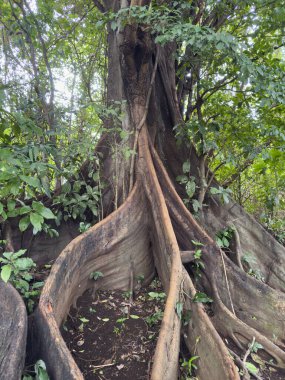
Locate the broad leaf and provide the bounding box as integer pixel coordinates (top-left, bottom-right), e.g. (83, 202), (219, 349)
(1, 264), (12, 283)
(19, 216), (30, 232)
(20, 175), (41, 189)
(30, 213), (44, 233)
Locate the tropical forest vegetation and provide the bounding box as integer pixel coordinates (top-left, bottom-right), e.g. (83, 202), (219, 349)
(0, 1), (285, 379)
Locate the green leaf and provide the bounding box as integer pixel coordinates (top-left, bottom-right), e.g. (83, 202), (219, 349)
(40, 207), (56, 219)
(251, 341), (264, 353)
(16, 279), (29, 292)
(1, 264), (12, 282)
(191, 240), (204, 247)
(192, 199), (201, 213)
(7, 199), (16, 211)
(148, 291), (166, 300)
(116, 317), (127, 324)
(20, 175), (41, 188)
(245, 362), (259, 374)
(110, 20), (117, 31)
(19, 206), (32, 215)
(175, 301), (183, 320)
(186, 179), (196, 198)
(15, 257), (34, 271)
(30, 213), (44, 233)
(7, 209), (18, 217)
(61, 181), (71, 193)
(41, 178), (51, 198)
(130, 315), (140, 319)
(182, 161), (190, 174)
(2, 252), (13, 260)
(32, 201), (45, 213)
(32, 281), (44, 289)
(189, 355), (199, 363)
(10, 180), (20, 196)
(176, 175), (188, 184)
(89, 271), (103, 280)
(12, 249), (26, 258)
(1, 210), (7, 220)
(35, 359), (50, 380)
(193, 292), (213, 303)
(19, 216), (30, 232)
(79, 317), (89, 323)
(210, 187), (221, 195)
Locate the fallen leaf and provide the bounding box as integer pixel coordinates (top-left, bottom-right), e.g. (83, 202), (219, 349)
(130, 314), (140, 319)
(120, 306), (129, 314)
(251, 353), (266, 369)
(116, 364), (124, 370)
(79, 317), (89, 323)
(245, 362), (259, 375)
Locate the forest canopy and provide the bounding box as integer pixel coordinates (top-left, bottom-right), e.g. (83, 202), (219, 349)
(0, 0), (284, 241)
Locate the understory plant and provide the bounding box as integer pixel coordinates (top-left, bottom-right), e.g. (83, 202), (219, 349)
(0, 249), (43, 312)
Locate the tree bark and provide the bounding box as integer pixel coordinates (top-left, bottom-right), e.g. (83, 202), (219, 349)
(0, 281), (27, 380)
(3, 2), (285, 380)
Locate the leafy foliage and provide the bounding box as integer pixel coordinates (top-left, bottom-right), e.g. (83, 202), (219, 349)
(22, 359), (50, 380)
(0, 248), (43, 312)
(1, 0), (284, 241)
(215, 227), (235, 249)
(193, 292), (213, 304)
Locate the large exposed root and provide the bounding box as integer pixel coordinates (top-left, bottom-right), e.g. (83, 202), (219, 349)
(200, 193), (285, 292)
(0, 281), (27, 380)
(30, 184), (154, 379)
(30, 123), (185, 379)
(27, 126), (285, 380)
(151, 141), (285, 371)
(213, 254), (285, 349)
(212, 292), (285, 369)
(158, 128), (285, 293)
(138, 126), (183, 380)
(182, 270), (239, 379)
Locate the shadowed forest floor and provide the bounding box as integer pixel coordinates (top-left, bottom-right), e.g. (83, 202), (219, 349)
(61, 279), (165, 380)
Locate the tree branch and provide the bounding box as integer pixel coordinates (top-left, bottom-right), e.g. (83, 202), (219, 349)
(93, 0), (105, 13)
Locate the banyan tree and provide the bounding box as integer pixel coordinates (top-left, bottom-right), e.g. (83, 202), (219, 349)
(1, 1), (285, 379)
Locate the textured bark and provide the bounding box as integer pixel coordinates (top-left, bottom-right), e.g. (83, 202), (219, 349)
(1, 219), (79, 266)
(3, 2), (285, 379)
(0, 281), (27, 380)
(29, 183), (154, 379)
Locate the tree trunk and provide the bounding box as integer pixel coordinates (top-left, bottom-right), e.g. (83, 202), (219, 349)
(0, 281), (27, 380)
(4, 2), (285, 379)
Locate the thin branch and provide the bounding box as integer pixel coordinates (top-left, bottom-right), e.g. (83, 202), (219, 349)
(220, 249), (236, 316)
(22, 0), (55, 113)
(48, 5), (96, 50)
(228, 349), (251, 380)
(202, 76), (237, 101)
(222, 141), (272, 188)
(93, 0), (105, 13)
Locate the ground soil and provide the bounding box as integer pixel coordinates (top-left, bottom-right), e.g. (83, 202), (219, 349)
(61, 278), (165, 380)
